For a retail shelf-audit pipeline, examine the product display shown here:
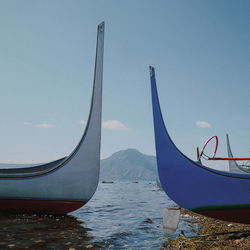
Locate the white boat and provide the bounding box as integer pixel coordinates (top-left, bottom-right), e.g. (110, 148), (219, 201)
(227, 134), (250, 174)
(0, 22), (104, 214)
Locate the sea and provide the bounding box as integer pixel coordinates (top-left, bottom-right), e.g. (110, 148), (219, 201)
(0, 181), (198, 249)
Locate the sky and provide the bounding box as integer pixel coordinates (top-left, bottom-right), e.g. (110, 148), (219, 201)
(0, 1), (249, 169)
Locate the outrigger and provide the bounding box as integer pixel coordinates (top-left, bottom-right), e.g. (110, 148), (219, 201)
(197, 135), (250, 173)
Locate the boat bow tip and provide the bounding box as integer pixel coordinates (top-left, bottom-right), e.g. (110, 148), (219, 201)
(98, 21), (105, 31)
(149, 66), (155, 77)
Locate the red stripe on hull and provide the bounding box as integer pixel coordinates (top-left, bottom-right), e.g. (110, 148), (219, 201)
(0, 199), (86, 214)
(198, 209), (250, 224)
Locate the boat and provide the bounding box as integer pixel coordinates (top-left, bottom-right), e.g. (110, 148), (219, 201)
(0, 22), (105, 214)
(150, 66), (250, 224)
(227, 134), (250, 174)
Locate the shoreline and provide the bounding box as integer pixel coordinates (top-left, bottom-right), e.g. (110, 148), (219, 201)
(163, 209), (250, 249)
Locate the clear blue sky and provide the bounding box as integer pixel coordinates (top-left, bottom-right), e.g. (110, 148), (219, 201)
(0, 1), (249, 168)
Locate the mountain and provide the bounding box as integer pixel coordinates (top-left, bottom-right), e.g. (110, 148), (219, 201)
(100, 149), (157, 180)
(0, 149), (158, 181)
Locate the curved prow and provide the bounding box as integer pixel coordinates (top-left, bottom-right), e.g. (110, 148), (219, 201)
(150, 66), (185, 177)
(49, 21), (104, 176)
(226, 134), (243, 174)
(150, 66), (172, 151)
(0, 22), (105, 178)
(150, 66), (168, 180)
(68, 21), (104, 158)
(0, 23), (104, 214)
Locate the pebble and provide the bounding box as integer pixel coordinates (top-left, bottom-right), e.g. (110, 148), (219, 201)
(233, 239), (243, 244)
(7, 244), (15, 248)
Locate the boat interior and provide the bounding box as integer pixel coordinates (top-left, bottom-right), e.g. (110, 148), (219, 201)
(0, 157), (67, 178)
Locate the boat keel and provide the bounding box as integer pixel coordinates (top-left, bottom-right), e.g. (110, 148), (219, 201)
(192, 205), (250, 224)
(0, 199), (86, 214)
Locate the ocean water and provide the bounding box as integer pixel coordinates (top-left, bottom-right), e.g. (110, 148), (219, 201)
(0, 181), (198, 249)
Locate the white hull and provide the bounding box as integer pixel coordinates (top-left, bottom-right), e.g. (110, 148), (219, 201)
(0, 22), (104, 214)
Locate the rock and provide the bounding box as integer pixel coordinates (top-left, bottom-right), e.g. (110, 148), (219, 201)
(233, 239), (243, 245)
(144, 218), (153, 224)
(8, 244), (15, 248)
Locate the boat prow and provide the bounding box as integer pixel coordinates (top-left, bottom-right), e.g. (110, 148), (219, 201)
(150, 66), (250, 224)
(227, 134), (250, 174)
(0, 22), (105, 214)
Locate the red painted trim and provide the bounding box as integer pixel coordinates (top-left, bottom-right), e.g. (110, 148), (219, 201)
(0, 199), (86, 214)
(209, 157), (250, 161)
(198, 208), (250, 224)
(200, 136), (218, 160)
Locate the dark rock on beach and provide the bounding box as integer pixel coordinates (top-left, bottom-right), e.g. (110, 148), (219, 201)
(0, 214), (101, 249)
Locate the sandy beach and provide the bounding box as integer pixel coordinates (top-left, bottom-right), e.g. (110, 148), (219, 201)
(163, 209), (250, 249)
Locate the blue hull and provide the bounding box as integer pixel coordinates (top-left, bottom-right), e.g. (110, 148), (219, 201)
(150, 66), (250, 224)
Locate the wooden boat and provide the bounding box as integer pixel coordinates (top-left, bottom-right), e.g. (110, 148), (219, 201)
(0, 22), (105, 214)
(150, 66), (250, 224)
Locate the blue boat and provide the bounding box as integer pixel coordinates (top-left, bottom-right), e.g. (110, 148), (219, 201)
(150, 66), (250, 224)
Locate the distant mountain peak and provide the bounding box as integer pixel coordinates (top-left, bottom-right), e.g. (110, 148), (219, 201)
(100, 148), (157, 181)
(109, 148), (153, 158)
(111, 148), (140, 155)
